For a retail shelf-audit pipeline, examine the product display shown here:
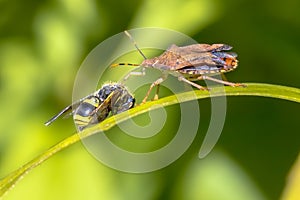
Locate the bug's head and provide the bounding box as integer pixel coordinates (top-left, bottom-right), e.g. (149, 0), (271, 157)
(223, 55), (238, 70)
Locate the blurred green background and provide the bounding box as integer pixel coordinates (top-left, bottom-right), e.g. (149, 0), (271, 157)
(0, 0), (299, 199)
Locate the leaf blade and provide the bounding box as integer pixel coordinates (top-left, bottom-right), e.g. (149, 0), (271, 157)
(0, 83), (299, 198)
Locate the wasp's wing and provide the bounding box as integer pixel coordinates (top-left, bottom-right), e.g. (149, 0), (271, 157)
(44, 104), (73, 126)
(44, 97), (88, 126)
(110, 89), (135, 115)
(62, 111), (74, 119)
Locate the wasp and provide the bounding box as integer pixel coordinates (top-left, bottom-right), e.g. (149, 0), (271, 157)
(45, 83), (135, 131)
(112, 31), (245, 103)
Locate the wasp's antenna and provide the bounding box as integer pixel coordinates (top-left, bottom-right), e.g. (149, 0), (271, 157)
(124, 30), (147, 60)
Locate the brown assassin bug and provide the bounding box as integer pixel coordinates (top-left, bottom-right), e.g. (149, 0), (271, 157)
(112, 31), (245, 103)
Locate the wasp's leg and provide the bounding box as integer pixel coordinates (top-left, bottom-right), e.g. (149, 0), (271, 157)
(178, 76), (208, 90)
(200, 75), (246, 87)
(89, 92), (113, 117)
(142, 74), (168, 103)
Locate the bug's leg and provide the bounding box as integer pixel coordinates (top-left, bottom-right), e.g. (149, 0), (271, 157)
(220, 73), (246, 87)
(221, 73), (228, 82)
(178, 76), (208, 90)
(201, 75), (246, 87)
(142, 75), (167, 103)
(121, 67), (146, 83)
(153, 84), (160, 100)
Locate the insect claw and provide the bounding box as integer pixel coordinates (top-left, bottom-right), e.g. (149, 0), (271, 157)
(153, 94), (159, 101)
(139, 100), (147, 105)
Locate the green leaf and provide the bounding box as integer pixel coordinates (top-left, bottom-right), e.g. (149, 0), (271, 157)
(0, 83), (300, 198)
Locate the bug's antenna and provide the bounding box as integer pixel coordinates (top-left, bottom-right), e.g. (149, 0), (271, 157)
(124, 30), (147, 60)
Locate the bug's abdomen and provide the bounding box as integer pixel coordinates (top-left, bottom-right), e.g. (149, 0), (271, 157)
(178, 65), (224, 75)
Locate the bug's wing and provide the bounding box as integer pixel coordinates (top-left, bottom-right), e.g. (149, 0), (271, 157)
(144, 51), (191, 71)
(166, 44), (235, 70)
(172, 44), (232, 54)
(148, 44), (218, 70)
